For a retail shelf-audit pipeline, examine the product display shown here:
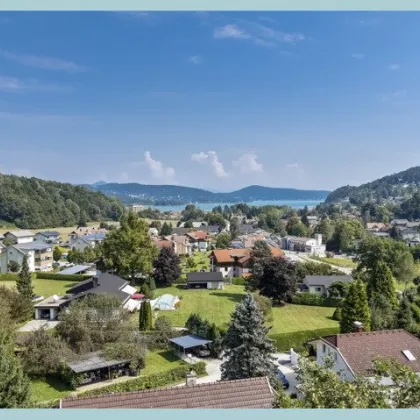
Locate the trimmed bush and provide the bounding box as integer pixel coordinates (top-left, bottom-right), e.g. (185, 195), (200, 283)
(332, 307), (342, 321)
(76, 362), (207, 397)
(0, 273), (19, 282)
(270, 327), (339, 352)
(292, 292), (342, 308)
(35, 273), (91, 282)
(232, 277), (246, 286)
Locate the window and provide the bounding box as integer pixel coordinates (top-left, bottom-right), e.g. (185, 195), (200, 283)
(334, 352), (338, 362)
(315, 287), (322, 292)
(322, 344), (326, 353)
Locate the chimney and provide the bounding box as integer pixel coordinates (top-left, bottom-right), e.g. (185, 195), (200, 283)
(354, 321), (364, 333)
(186, 370), (197, 387)
(92, 276), (99, 288)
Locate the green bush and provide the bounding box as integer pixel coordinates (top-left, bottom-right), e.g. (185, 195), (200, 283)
(270, 327), (339, 352)
(0, 273), (19, 282)
(332, 307), (342, 321)
(232, 277), (246, 286)
(292, 293), (342, 308)
(77, 362), (207, 397)
(411, 303), (420, 323)
(35, 273), (91, 282)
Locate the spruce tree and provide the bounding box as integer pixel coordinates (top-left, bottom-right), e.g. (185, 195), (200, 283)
(221, 293), (277, 382)
(16, 255), (33, 320)
(396, 297), (415, 330)
(340, 279), (371, 333)
(139, 301), (153, 331)
(0, 328), (31, 408)
(366, 261), (397, 307)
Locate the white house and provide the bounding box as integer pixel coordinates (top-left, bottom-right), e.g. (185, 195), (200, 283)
(149, 228), (159, 237)
(314, 329), (420, 383)
(179, 221), (207, 229)
(70, 232), (106, 253)
(0, 243), (7, 273)
(4, 230), (35, 244)
(303, 275), (353, 297)
(186, 231), (210, 252)
(35, 231), (61, 244)
(6, 242), (53, 272)
(282, 234), (325, 256)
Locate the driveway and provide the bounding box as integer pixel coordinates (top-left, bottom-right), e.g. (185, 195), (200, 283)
(18, 319), (60, 332)
(273, 353), (298, 395)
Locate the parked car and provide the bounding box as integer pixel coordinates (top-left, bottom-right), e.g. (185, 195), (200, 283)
(198, 349), (211, 357)
(277, 369), (289, 389)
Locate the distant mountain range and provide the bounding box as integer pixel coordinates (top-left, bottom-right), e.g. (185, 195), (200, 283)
(83, 182), (330, 205)
(326, 166), (420, 204)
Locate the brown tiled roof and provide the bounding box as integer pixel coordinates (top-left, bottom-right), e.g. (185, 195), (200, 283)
(60, 377), (274, 409)
(186, 231), (209, 241)
(321, 329), (420, 376)
(211, 248), (252, 264)
(269, 246), (284, 258)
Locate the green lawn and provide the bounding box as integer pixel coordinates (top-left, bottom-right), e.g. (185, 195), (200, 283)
(156, 285), (337, 334)
(0, 279), (76, 297)
(310, 256), (357, 269)
(141, 350), (186, 376)
(30, 377), (73, 404)
(180, 251), (210, 273)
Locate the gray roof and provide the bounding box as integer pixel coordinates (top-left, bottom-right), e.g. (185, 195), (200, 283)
(15, 241), (52, 251)
(83, 232), (106, 241)
(173, 228), (192, 235)
(169, 334), (212, 349)
(59, 264), (92, 275)
(37, 231), (60, 237)
(201, 225), (220, 233)
(304, 275), (353, 288)
(186, 272), (224, 283)
(67, 352), (129, 374)
(6, 230), (34, 238)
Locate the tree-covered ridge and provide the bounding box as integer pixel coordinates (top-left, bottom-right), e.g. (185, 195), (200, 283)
(0, 173), (124, 229)
(326, 166), (420, 205)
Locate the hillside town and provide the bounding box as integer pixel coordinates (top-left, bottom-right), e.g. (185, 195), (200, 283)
(1, 200), (420, 409)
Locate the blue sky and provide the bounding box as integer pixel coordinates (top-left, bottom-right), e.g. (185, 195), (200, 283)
(1, 11), (420, 192)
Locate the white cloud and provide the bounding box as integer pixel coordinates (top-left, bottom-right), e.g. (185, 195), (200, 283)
(0, 50), (85, 72)
(233, 153), (264, 174)
(213, 24), (251, 40)
(388, 64), (400, 71)
(188, 55), (203, 65)
(0, 75), (73, 93)
(144, 151), (176, 183)
(191, 151), (228, 178)
(213, 21), (305, 48)
(352, 53), (364, 60)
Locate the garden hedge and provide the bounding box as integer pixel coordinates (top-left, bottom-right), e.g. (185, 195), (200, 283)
(231, 277), (246, 286)
(0, 273), (19, 282)
(269, 327), (339, 352)
(292, 293), (342, 308)
(77, 361), (207, 397)
(35, 273), (91, 282)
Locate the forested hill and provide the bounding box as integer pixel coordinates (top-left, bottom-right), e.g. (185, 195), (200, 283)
(0, 173), (124, 229)
(88, 183), (330, 204)
(326, 166), (420, 205)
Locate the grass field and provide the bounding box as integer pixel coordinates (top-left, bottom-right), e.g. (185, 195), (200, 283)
(310, 256), (357, 269)
(141, 350), (186, 376)
(155, 285), (337, 334)
(0, 278), (76, 297)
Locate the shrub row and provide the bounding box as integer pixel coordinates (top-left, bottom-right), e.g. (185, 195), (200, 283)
(0, 273), (19, 282)
(292, 293), (342, 308)
(35, 273), (91, 282)
(77, 361), (207, 398)
(269, 327), (340, 352)
(231, 277), (246, 286)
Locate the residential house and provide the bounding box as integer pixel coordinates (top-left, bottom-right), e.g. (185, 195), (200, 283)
(149, 228), (159, 237)
(186, 271), (224, 290)
(0, 242), (7, 273)
(68, 227), (107, 242)
(60, 376), (275, 409)
(4, 230), (35, 244)
(401, 228), (420, 242)
(282, 234), (326, 256)
(307, 216), (319, 228)
(302, 275), (353, 297)
(314, 329), (420, 384)
(6, 242), (53, 272)
(200, 225), (220, 235)
(210, 248), (252, 279)
(391, 219), (410, 227)
(0, 233), (5, 243)
(70, 232), (106, 253)
(186, 231), (210, 252)
(35, 231), (61, 244)
(172, 227), (193, 236)
(366, 223), (388, 233)
(34, 273), (138, 320)
(236, 224), (259, 235)
(170, 235), (192, 256)
(153, 238), (175, 251)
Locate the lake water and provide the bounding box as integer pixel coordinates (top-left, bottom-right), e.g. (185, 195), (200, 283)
(149, 200), (323, 212)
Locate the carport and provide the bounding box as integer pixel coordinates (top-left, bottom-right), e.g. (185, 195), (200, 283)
(169, 335), (213, 358)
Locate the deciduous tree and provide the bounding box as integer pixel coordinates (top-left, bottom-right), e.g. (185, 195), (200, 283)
(153, 247), (182, 286)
